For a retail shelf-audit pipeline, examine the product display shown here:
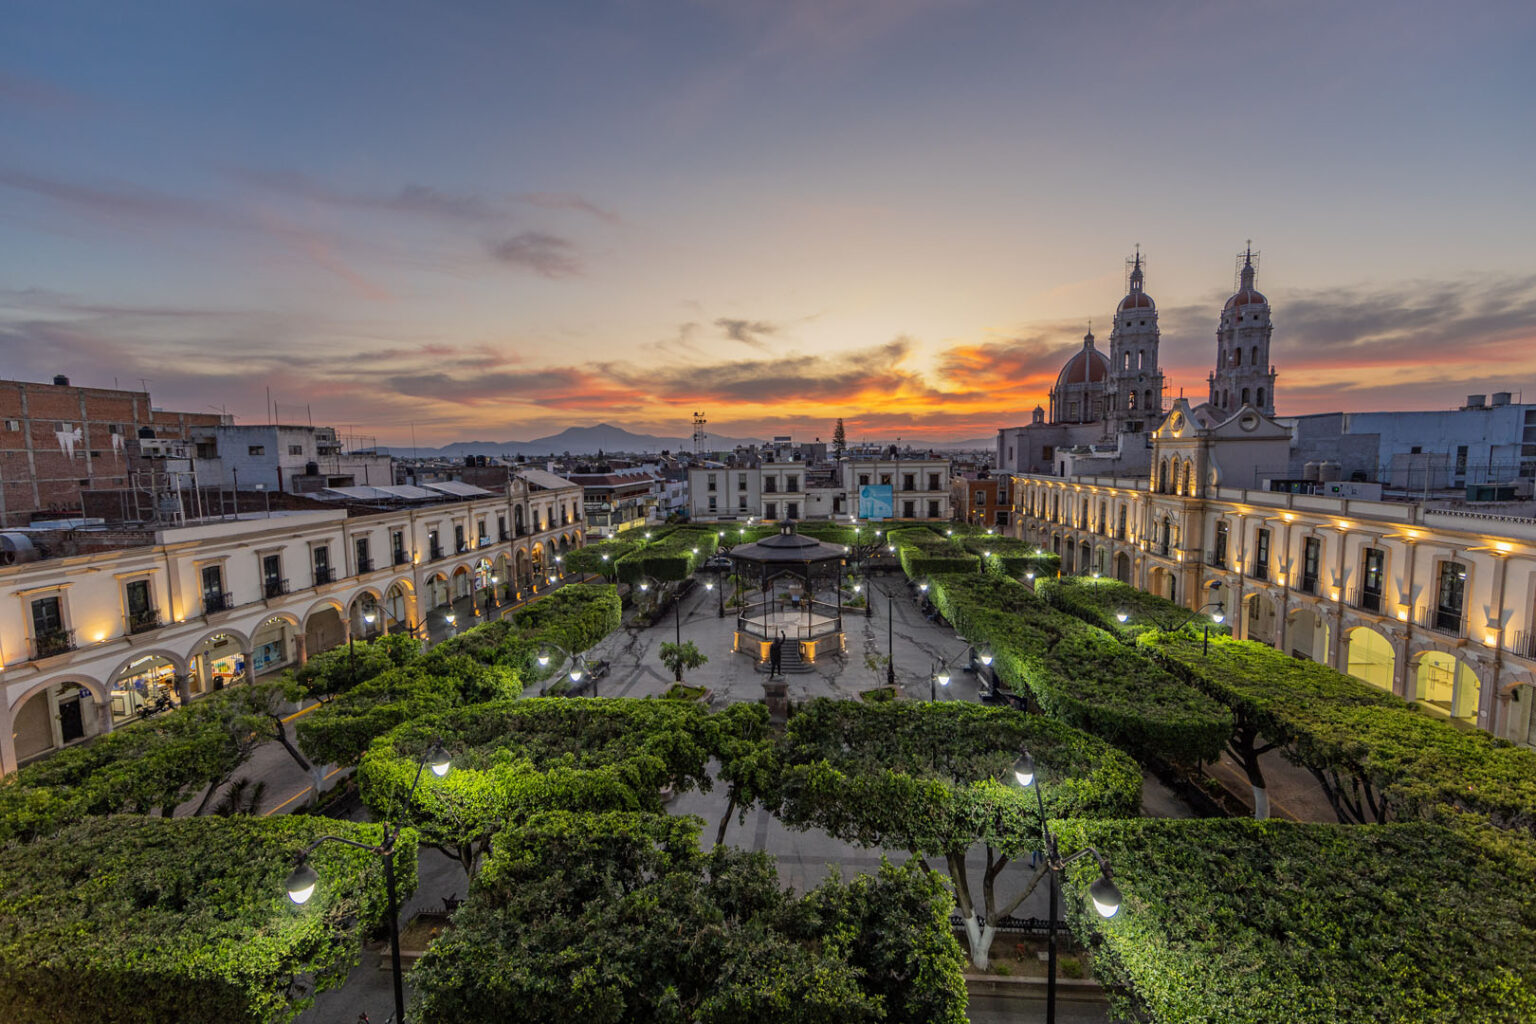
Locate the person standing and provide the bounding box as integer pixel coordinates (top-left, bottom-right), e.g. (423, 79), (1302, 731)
(769, 631), (784, 678)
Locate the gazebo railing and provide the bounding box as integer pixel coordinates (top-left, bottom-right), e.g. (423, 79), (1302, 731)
(736, 598), (843, 640)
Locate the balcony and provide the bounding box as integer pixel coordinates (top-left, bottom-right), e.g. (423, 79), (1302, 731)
(429, 545), (445, 561)
(30, 629), (76, 660)
(126, 610), (163, 635)
(499, 529), (510, 542)
(1349, 587), (1384, 614)
(1415, 606), (1465, 638)
(1514, 631), (1536, 660)
(1206, 550), (1228, 570)
(456, 542), (469, 554)
(1251, 561), (1270, 582)
(356, 556), (374, 574)
(204, 592), (234, 614)
(263, 578), (290, 599)
(314, 566), (335, 586)
(1298, 575), (1319, 596)
(393, 549), (410, 566)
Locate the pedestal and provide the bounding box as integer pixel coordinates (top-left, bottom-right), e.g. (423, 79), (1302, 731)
(762, 679), (790, 726)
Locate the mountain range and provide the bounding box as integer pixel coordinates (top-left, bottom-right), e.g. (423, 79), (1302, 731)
(371, 423), (995, 457)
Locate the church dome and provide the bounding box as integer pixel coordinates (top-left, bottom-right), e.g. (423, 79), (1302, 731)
(1056, 331), (1109, 388)
(1119, 291), (1155, 310)
(1224, 248), (1267, 309)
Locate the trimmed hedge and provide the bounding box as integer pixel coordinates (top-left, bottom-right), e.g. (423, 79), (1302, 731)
(614, 527), (719, 582)
(926, 575), (1233, 765)
(411, 810), (970, 1023)
(1141, 632), (1536, 832)
(563, 537), (639, 576)
(1039, 575), (1232, 641)
(0, 815), (416, 1024)
(357, 697), (720, 875)
(1054, 817), (1536, 1024)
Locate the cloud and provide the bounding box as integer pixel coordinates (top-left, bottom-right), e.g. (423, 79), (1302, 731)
(0, 70), (88, 113)
(488, 232), (583, 277)
(234, 168), (506, 222)
(713, 317), (779, 348)
(0, 167), (247, 230)
(515, 192), (621, 224)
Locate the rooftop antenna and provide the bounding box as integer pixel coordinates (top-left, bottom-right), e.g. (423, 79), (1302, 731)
(692, 411), (707, 455)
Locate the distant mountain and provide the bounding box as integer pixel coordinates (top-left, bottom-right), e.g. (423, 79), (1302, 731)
(374, 422), (764, 457)
(928, 437), (996, 450)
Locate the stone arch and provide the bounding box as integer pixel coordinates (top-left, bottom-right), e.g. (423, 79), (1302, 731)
(1410, 649), (1481, 722)
(383, 578), (416, 632)
(303, 599), (346, 662)
(9, 674), (111, 765)
(1286, 606), (1329, 663)
(186, 629), (252, 694)
(1499, 672), (1536, 748)
(1148, 566), (1177, 602)
(1244, 591), (1279, 646)
(449, 563), (475, 601)
(1345, 625), (1396, 693)
(1114, 550), (1132, 584)
(423, 571), (451, 614)
(106, 650), (187, 720)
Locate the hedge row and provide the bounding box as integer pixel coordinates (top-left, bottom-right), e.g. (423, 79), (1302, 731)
(1141, 632), (1536, 833)
(1055, 816), (1536, 1024)
(925, 574), (1233, 765)
(889, 527), (981, 577)
(1039, 575), (1232, 641)
(0, 815), (416, 1024)
(613, 527), (720, 582)
(298, 585), (620, 767)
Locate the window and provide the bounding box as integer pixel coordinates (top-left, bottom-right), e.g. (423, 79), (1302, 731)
(1213, 522), (1229, 567)
(497, 514), (507, 539)
(1117, 505), (1127, 539)
(454, 524), (466, 552)
(202, 565), (224, 600)
(1302, 537), (1321, 593)
(880, 474), (892, 486)
(288, 444), (304, 456)
(787, 502), (799, 518)
(1410, 446), (1423, 455)
(1455, 445), (1468, 477)
(262, 554), (285, 597)
(1041, 446), (1054, 462)
(313, 545), (331, 584)
(786, 476), (798, 491)
(707, 474), (717, 492)
(4, 419), (18, 431)
(1436, 561), (1466, 631)
(1234, 348), (1242, 366)
(903, 500), (915, 518)
(1253, 529), (1270, 580)
(928, 499), (940, 518)
(31, 595), (64, 637)
(1361, 548), (1384, 611)
(738, 475), (747, 491)
(738, 497), (748, 511)
(765, 502), (777, 520)
(858, 474), (870, 486)
(125, 579), (152, 620)
(477, 519), (487, 544)
(248, 445), (265, 456)
(428, 530), (441, 558)
(974, 490), (985, 507)
(392, 530), (406, 563)
(708, 495), (717, 511)
(764, 477), (777, 493)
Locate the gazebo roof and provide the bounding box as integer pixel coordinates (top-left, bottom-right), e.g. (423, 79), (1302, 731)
(729, 522), (847, 567)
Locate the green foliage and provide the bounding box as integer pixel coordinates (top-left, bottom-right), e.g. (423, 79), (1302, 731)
(0, 815), (416, 1024)
(1039, 576), (1231, 641)
(774, 699), (1141, 859)
(289, 632), (423, 700)
(357, 697), (720, 874)
(1141, 632), (1536, 832)
(563, 537), (638, 576)
(295, 656), (520, 769)
(300, 585), (620, 766)
(662, 682), (708, 701)
(410, 810), (969, 1023)
(659, 639), (709, 681)
(889, 527), (981, 577)
(615, 527), (720, 582)
(926, 574), (1232, 765)
(1053, 817), (1536, 1024)
(0, 683), (286, 843)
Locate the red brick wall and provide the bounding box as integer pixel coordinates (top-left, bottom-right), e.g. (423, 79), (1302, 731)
(0, 380), (224, 526)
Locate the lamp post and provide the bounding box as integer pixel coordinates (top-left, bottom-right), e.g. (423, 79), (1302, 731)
(486, 575), (499, 616)
(637, 575), (681, 648)
(537, 641), (595, 696)
(930, 659), (951, 702)
(1157, 581), (1227, 655)
(886, 587), (895, 686)
(1010, 750), (1123, 1024)
(286, 740), (451, 1024)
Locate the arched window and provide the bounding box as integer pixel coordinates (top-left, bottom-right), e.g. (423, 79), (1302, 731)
(1128, 390), (1137, 410)
(1138, 349), (1145, 369)
(1257, 387), (1266, 407)
(1122, 352), (1131, 371)
(1234, 348), (1242, 366)
(1144, 389), (1152, 410)
(1251, 346), (1258, 365)
(1242, 387), (1251, 405)
(1184, 460), (1195, 495)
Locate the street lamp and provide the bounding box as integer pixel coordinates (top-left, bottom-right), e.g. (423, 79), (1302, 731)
(444, 612), (457, 635)
(637, 574), (682, 648)
(1010, 750), (1122, 1024)
(537, 642), (596, 696)
(930, 660), (951, 702)
(286, 739), (451, 1024)
(1157, 580), (1226, 655)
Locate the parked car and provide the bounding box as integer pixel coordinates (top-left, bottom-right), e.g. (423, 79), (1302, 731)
(703, 555), (733, 571)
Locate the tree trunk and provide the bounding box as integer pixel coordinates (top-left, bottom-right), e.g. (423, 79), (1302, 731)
(268, 714), (312, 773)
(715, 794), (738, 846)
(192, 777), (225, 816)
(946, 851), (995, 971)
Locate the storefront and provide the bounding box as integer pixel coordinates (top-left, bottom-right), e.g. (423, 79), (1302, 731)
(110, 654), (180, 725)
(251, 617), (295, 676)
(192, 633), (246, 692)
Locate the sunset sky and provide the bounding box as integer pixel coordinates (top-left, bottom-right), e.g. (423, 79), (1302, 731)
(2, 1), (1534, 446)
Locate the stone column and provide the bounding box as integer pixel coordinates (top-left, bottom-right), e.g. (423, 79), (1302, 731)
(0, 714), (16, 776)
(1390, 630), (1411, 698)
(295, 633), (308, 667)
(242, 648), (256, 685)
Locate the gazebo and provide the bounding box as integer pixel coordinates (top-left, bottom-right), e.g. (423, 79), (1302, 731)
(727, 521), (847, 665)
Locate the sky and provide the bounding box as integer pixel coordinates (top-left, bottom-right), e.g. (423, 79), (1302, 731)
(2, 0), (1534, 447)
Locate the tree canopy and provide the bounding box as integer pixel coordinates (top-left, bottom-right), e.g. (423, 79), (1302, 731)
(0, 815), (416, 1024)
(409, 810), (969, 1024)
(1053, 816), (1536, 1024)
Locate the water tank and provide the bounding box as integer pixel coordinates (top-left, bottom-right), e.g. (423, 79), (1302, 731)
(1493, 392), (1512, 406)
(1466, 394), (1487, 408)
(0, 533), (41, 564)
(52, 374), (70, 386)
(1302, 461), (1321, 481)
(1317, 461), (1342, 482)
